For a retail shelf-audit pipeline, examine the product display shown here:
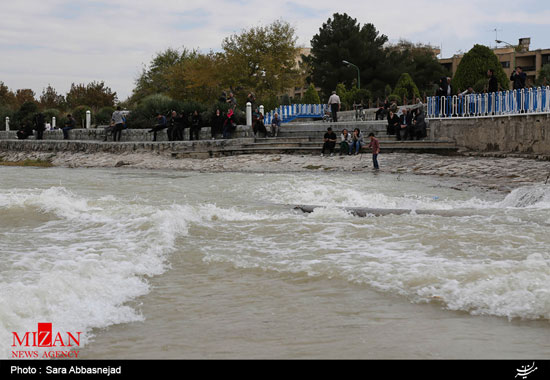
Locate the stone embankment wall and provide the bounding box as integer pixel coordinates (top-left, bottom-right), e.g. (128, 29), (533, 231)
(0, 126), (252, 142)
(429, 114), (550, 155)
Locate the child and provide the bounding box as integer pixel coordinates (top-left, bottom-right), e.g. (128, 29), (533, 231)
(368, 133), (380, 170)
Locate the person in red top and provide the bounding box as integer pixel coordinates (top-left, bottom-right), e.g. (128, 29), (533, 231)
(368, 133), (380, 170)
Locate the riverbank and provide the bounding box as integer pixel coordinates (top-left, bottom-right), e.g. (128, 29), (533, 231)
(1, 149), (549, 192)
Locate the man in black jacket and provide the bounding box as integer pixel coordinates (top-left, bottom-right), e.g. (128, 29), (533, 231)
(321, 127), (337, 156)
(34, 112), (45, 140)
(488, 69), (499, 93)
(510, 66), (526, 90)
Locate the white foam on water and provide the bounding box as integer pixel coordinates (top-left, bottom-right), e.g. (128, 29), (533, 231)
(0, 187), (198, 358)
(2, 172), (550, 359)
(0, 185), (299, 358)
(499, 184), (550, 208)
(199, 179), (550, 322)
(252, 175), (495, 211)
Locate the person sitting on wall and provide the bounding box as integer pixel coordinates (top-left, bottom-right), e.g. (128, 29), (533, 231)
(401, 108), (415, 141)
(349, 128), (363, 155)
(340, 128), (352, 155)
(103, 120), (115, 141)
(62, 114), (76, 140)
(321, 127), (337, 157)
(252, 109), (268, 138)
(270, 113), (281, 137)
(148, 113), (167, 142)
(387, 109), (400, 137)
(17, 121), (34, 140)
(375, 99), (389, 120)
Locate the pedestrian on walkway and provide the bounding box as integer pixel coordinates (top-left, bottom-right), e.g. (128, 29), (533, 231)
(111, 106), (125, 142)
(327, 91), (341, 122)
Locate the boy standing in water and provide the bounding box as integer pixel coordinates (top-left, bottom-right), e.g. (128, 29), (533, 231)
(368, 133), (380, 170)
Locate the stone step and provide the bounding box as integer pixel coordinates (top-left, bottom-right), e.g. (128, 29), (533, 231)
(171, 140), (458, 158)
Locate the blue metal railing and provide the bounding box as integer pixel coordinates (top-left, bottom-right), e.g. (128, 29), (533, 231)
(263, 104), (328, 125)
(426, 86), (550, 118)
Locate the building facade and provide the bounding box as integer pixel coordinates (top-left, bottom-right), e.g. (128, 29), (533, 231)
(439, 38), (550, 88)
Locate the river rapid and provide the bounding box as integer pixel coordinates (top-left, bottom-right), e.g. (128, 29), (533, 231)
(1, 164), (550, 359)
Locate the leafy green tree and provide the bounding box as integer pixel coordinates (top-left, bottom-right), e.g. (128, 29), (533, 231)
(452, 44), (509, 92)
(385, 40), (449, 96)
(301, 83), (321, 104)
(0, 81), (17, 110)
(165, 51), (225, 105)
(40, 85), (66, 110)
(392, 73), (421, 103)
(306, 13), (388, 99)
(221, 20), (301, 108)
(131, 48), (199, 103)
(66, 81), (117, 110)
(536, 64), (550, 86)
(15, 89), (37, 109)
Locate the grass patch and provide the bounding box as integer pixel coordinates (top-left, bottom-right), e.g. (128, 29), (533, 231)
(303, 165), (322, 170)
(0, 158), (54, 167)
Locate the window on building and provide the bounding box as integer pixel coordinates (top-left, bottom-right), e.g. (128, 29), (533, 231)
(501, 61), (510, 68)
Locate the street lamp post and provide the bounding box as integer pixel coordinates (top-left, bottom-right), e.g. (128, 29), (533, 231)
(496, 39), (516, 71)
(342, 60), (360, 89)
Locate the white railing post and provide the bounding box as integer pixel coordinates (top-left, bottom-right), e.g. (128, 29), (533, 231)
(259, 105), (264, 118)
(52, 117), (56, 129)
(86, 110), (91, 129)
(246, 102), (252, 126)
(5, 117), (9, 131)
(451, 95), (457, 117)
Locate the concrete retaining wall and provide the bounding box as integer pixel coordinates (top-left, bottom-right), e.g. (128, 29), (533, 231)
(0, 138), (256, 158)
(429, 114), (550, 154)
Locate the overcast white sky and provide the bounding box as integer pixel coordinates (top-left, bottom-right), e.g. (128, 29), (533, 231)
(1, 0), (549, 101)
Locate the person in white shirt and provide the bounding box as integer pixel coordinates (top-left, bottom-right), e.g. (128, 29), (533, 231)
(327, 91), (341, 122)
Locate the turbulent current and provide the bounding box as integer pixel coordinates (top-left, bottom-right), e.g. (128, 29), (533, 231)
(1, 166), (549, 359)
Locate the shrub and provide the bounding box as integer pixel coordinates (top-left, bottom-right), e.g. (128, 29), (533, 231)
(72, 105), (93, 127)
(301, 83), (321, 105)
(453, 44), (509, 92)
(392, 73), (420, 103)
(13, 101), (38, 129)
(95, 106), (115, 126)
